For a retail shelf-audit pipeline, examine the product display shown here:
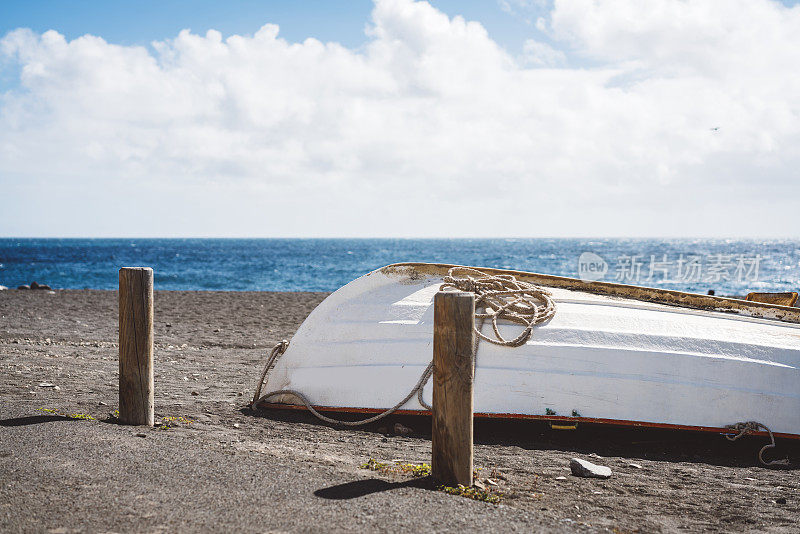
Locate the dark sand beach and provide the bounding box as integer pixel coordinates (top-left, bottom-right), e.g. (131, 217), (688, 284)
(1, 289), (799, 533)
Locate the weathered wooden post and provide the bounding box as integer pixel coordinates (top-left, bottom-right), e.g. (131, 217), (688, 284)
(118, 267), (154, 426)
(432, 291), (475, 486)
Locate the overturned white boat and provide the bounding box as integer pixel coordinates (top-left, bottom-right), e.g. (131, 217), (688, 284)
(254, 263), (800, 443)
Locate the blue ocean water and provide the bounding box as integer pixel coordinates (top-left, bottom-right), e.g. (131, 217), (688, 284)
(0, 238), (798, 295)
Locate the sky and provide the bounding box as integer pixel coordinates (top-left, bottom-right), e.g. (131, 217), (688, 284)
(1, 0), (799, 238)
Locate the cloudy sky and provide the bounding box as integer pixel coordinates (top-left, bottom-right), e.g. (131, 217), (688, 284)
(1, 0), (799, 238)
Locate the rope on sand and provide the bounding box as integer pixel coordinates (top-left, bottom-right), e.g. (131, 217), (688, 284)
(724, 421), (789, 467)
(250, 268), (553, 426)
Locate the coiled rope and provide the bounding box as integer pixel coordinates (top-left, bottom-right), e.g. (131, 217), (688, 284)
(724, 421), (789, 467)
(441, 267), (556, 347)
(250, 268), (552, 426)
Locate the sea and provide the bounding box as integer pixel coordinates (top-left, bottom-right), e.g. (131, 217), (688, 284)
(0, 238), (798, 295)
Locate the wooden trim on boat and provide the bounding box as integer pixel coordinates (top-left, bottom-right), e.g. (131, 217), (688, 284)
(379, 263), (800, 324)
(746, 291), (799, 307)
(256, 402), (800, 440)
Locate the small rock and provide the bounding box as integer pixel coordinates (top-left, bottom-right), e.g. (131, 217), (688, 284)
(588, 453), (602, 459)
(628, 463), (643, 469)
(744, 477), (757, 482)
(393, 422), (413, 436)
(555, 476), (567, 480)
(570, 458), (612, 479)
(191, 391), (199, 396)
(37, 382), (56, 388)
(776, 497), (787, 504)
(28, 281), (51, 290)
(233, 423), (240, 429)
(473, 480), (487, 491)
(98, 401), (107, 406)
(135, 433), (147, 438)
(17, 285), (30, 290)
(486, 478), (499, 486)
(166, 323), (172, 328)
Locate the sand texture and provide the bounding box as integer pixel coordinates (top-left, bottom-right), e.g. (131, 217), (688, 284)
(1, 289), (799, 533)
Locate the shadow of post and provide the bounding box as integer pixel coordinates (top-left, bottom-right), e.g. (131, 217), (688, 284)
(0, 415), (74, 427)
(314, 477), (432, 500)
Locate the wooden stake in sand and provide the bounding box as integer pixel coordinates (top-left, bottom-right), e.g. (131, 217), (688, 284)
(432, 291), (475, 487)
(118, 267), (154, 426)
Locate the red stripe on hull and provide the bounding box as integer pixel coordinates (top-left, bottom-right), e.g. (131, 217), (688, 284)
(256, 402), (800, 440)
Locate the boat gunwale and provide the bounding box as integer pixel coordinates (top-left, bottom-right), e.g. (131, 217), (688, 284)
(379, 262), (800, 324)
(256, 402), (800, 440)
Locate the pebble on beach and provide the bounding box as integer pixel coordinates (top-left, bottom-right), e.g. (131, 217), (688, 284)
(17, 282), (53, 290)
(570, 458), (612, 479)
(31, 281), (53, 290)
(393, 422), (413, 436)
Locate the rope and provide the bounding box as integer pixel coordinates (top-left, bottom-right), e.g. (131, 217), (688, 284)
(441, 267), (556, 346)
(251, 268), (553, 426)
(251, 339), (290, 406)
(724, 421), (789, 467)
(252, 361), (433, 426)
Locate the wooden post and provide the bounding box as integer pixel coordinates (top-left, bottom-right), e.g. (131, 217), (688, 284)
(432, 291), (475, 486)
(119, 267), (154, 426)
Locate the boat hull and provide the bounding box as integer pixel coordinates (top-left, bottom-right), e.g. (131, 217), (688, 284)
(259, 263), (800, 438)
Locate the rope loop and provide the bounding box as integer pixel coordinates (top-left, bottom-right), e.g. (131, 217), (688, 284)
(441, 267), (556, 347)
(725, 421), (790, 467)
(251, 340), (289, 406)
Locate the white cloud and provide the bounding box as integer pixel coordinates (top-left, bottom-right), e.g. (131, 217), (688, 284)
(1, 0), (799, 237)
(498, 0), (549, 23)
(521, 38), (566, 66)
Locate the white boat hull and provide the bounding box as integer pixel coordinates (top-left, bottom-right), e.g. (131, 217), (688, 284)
(259, 263), (800, 438)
